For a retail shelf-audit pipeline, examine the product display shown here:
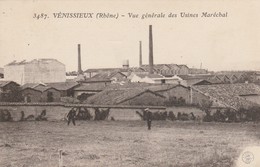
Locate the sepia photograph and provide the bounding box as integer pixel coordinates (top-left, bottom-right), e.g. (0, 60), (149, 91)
(0, 0), (260, 166)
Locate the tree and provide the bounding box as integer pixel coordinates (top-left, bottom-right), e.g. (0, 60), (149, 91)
(199, 99), (213, 122)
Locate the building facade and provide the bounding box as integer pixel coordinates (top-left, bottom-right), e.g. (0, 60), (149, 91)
(4, 59), (66, 85)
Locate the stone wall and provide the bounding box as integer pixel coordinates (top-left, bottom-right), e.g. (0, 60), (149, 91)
(0, 103), (203, 121)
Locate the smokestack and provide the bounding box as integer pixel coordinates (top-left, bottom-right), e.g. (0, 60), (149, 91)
(78, 44), (83, 75)
(139, 41), (142, 67)
(149, 25), (154, 74)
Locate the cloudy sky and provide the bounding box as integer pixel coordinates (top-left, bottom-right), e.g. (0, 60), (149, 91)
(0, 0), (259, 72)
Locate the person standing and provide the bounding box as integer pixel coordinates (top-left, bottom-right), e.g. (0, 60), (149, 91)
(145, 108), (152, 130)
(67, 108), (76, 126)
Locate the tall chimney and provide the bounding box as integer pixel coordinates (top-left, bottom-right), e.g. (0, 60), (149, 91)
(139, 41), (142, 67)
(78, 44), (83, 75)
(149, 25), (154, 74)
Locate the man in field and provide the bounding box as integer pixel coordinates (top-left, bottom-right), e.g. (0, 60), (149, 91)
(145, 108), (152, 130)
(67, 108), (76, 126)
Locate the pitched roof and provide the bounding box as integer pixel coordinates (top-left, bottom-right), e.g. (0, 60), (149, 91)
(85, 88), (165, 105)
(5, 59), (64, 66)
(193, 83), (260, 110)
(34, 85), (55, 92)
(0, 81), (20, 88)
(74, 83), (108, 92)
(81, 78), (112, 83)
(135, 73), (164, 79)
(92, 71), (126, 80)
(166, 64), (180, 69)
(20, 87), (42, 93)
(106, 82), (154, 89)
(178, 65), (189, 69)
(185, 79), (212, 86)
(46, 82), (79, 91)
(146, 84), (188, 92)
(21, 85), (59, 93)
(85, 67), (133, 73)
(84, 68), (120, 73)
(21, 83), (46, 89)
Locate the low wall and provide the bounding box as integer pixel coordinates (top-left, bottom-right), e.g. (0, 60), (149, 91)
(166, 106), (205, 117)
(0, 103), (203, 121)
(0, 105), (70, 121)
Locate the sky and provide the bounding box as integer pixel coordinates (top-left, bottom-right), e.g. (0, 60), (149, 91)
(0, 0), (260, 72)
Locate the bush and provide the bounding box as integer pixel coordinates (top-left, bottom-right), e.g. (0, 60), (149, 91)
(136, 110), (196, 121)
(94, 108), (110, 121)
(76, 107), (93, 120)
(164, 96), (186, 107)
(0, 109), (12, 122)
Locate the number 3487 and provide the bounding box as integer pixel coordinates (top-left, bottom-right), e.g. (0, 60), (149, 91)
(33, 13), (48, 19)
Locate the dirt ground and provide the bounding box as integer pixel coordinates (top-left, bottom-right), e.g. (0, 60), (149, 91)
(0, 120), (259, 167)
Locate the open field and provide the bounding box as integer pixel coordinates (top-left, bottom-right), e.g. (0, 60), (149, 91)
(0, 121), (259, 167)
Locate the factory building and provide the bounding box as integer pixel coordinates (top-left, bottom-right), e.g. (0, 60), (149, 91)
(4, 59), (66, 85)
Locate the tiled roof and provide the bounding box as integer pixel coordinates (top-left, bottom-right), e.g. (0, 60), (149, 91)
(21, 83), (46, 89)
(135, 73), (164, 79)
(46, 82), (79, 91)
(85, 88), (164, 105)
(74, 83), (108, 92)
(21, 84), (59, 92)
(193, 83), (260, 110)
(0, 81), (20, 88)
(166, 64), (180, 69)
(107, 82), (186, 92)
(34, 85), (54, 92)
(82, 78), (112, 83)
(92, 71), (126, 80)
(178, 64), (189, 69)
(147, 84), (187, 92)
(20, 87), (42, 93)
(178, 74), (213, 80)
(106, 82), (154, 89)
(185, 79), (212, 86)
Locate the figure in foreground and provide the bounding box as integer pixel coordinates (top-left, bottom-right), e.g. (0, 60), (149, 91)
(67, 108), (76, 126)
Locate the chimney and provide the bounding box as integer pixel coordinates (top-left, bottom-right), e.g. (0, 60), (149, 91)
(149, 25), (154, 74)
(77, 44), (83, 75)
(139, 41), (142, 67)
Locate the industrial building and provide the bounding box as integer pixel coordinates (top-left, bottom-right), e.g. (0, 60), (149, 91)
(4, 59), (66, 85)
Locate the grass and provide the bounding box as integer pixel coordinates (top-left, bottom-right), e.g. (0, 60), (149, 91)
(0, 121), (259, 167)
